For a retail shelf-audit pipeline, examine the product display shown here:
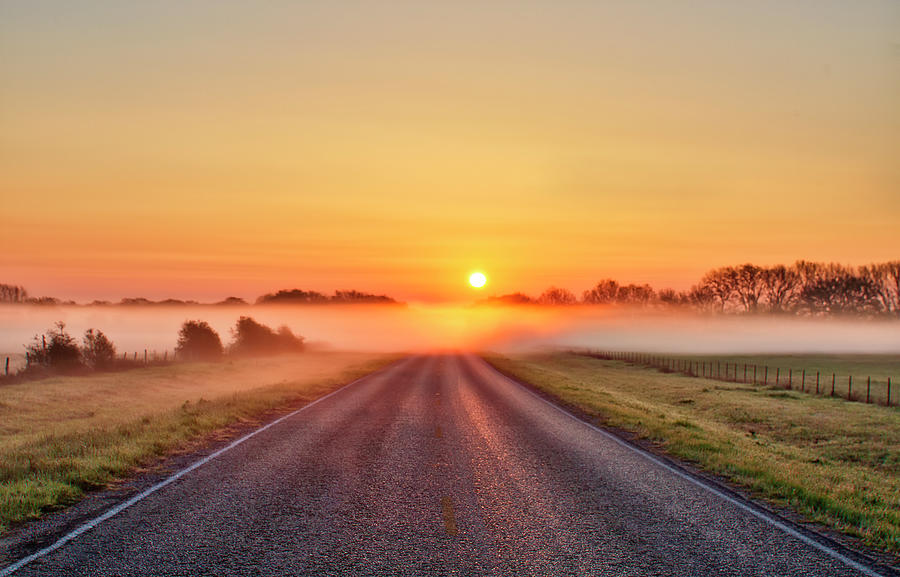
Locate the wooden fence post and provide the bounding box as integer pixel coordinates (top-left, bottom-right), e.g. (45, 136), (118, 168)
(888, 377), (892, 406)
(764, 366), (768, 385)
(866, 376), (870, 404)
(831, 373), (835, 397)
(816, 371), (820, 394)
(801, 369), (805, 392)
(848, 376), (853, 401)
(753, 365), (757, 384)
(4, 357), (8, 376)
(776, 368), (780, 387)
(788, 368), (793, 389)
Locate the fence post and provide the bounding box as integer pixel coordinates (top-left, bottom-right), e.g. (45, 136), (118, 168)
(4, 357), (8, 376)
(743, 364), (747, 383)
(789, 368), (793, 389)
(816, 371), (820, 395)
(831, 373), (835, 397)
(866, 376), (870, 404)
(848, 376), (852, 401)
(144, 349), (147, 364)
(753, 365), (757, 384)
(888, 377), (892, 406)
(776, 368), (780, 387)
(764, 366), (768, 385)
(133, 351), (137, 361)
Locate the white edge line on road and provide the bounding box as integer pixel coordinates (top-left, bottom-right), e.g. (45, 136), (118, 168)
(478, 358), (889, 577)
(0, 367), (384, 577)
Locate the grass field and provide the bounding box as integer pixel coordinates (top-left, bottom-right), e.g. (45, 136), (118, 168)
(670, 353), (899, 405)
(485, 352), (900, 556)
(0, 352), (395, 532)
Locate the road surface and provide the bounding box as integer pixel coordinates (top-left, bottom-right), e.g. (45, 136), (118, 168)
(1, 355), (892, 576)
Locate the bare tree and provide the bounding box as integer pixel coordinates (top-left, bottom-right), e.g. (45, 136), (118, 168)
(859, 261), (900, 316)
(761, 265), (800, 313)
(617, 283), (656, 306)
(538, 287), (577, 305)
(582, 280), (619, 304)
(730, 264), (766, 313)
(696, 267), (737, 312)
(796, 262), (879, 315)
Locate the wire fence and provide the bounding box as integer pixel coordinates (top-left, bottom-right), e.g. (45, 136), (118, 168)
(581, 350), (896, 407)
(3, 350), (178, 379)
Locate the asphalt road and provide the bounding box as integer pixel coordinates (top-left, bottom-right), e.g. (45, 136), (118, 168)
(2, 355), (891, 576)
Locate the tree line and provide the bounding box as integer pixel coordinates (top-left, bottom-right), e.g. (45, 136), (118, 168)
(487, 260), (900, 316)
(15, 317), (304, 377)
(0, 286), (400, 307)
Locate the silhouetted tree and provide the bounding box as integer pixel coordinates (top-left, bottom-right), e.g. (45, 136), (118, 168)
(616, 283), (656, 306)
(657, 288), (685, 305)
(761, 265), (800, 313)
(275, 325), (305, 351)
(696, 267), (738, 312)
(230, 316), (304, 355)
(82, 328), (117, 369)
(331, 290), (396, 304)
(538, 287), (577, 305)
(732, 264), (766, 313)
(256, 289), (329, 304)
(0, 284), (28, 303)
(217, 296), (248, 306)
(25, 322), (82, 371)
(25, 296), (60, 306)
(582, 280), (619, 304)
(796, 262), (880, 315)
(859, 261), (900, 316)
(175, 320), (224, 361)
(486, 292), (536, 305)
(687, 284), (716, 312)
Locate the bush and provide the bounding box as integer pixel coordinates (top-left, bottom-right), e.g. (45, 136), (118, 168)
(230, 316), (304, 356)
(82, 328), (117, 369)
(25, 322), (82, 371)
(175, 320), (224, 361)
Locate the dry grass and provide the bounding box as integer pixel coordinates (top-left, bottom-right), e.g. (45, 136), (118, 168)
(485, 352), (900, 556)
(0, 352), (396, 532)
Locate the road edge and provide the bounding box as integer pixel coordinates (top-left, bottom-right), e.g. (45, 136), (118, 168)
(477, 353), (900, 577)
(0, 357), (406, 576)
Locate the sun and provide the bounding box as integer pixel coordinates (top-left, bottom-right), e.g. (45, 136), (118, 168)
(469, 272), (487, 289)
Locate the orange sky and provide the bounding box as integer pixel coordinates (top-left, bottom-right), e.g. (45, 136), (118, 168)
(2, 1), (898, 302)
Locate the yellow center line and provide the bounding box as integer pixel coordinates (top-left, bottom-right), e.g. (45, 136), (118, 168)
(441, 496), (458, 536)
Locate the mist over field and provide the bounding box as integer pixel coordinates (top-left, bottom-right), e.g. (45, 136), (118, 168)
(2, 305), (898, 370)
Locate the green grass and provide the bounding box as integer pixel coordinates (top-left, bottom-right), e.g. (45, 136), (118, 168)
(663, 353), (900, 404)
(0, 352), (396, 532)
(484, 352), (900, 556)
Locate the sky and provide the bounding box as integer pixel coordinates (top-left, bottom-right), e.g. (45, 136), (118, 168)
(2, 1), (898, 303)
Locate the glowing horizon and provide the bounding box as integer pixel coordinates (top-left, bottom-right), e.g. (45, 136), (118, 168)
(2, 1), (898, 303)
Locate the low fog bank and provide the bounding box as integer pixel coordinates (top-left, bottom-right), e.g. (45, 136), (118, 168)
(1, 305), (898, 359)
